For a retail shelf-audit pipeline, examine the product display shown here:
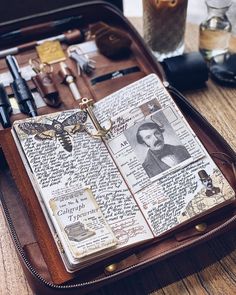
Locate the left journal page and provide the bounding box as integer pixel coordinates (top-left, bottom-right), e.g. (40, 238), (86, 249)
(11, 109), (153, 271)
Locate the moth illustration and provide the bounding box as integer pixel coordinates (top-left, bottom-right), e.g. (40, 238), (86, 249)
(18, 111), (87, 152)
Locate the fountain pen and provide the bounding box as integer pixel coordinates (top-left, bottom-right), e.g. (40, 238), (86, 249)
(6, 55), (37, 117)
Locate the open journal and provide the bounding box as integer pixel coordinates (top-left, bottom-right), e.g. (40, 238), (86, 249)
(11, 74), (235, 272)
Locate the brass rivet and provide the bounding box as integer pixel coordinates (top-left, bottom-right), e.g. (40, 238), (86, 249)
(195, 223), (207, 232)
(108, 34), (116, 41)
(105, 263), (117, 273)
(169, 0), (178, 7)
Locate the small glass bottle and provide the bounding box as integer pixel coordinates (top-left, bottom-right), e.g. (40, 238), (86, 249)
(199, 0), (232, 60)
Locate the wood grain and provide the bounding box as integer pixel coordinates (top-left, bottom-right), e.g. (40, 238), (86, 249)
(0, 21), (236, 295)
(0, 209), (33, 295)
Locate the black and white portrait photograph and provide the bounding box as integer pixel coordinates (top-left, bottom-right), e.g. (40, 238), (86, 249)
(124, 110), (191, 178)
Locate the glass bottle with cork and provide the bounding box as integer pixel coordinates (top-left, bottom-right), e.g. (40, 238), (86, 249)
(199, 0), (232, 60)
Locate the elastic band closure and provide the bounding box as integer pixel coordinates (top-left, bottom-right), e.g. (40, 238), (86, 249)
(91, 66), (140, 85)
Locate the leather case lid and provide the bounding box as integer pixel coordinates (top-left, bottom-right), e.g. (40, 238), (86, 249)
(0, 1), (235, 293)
(0, 0), (123, 24)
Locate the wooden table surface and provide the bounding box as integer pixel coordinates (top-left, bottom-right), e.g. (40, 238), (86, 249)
(0, 22), (236, 295)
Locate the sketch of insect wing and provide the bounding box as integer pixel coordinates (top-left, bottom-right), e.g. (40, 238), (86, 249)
(18, 122), (56, 141)
(34, 130), (56, 141)
(18, 122), (54, 135)
(62, 111), (88, 135)
(62, 111), (87, 127)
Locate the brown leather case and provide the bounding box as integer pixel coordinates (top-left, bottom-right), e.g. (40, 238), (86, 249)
(0, 2), (236, 294)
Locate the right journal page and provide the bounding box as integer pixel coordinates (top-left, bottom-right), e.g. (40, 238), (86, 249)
(95, 73), (236, 236)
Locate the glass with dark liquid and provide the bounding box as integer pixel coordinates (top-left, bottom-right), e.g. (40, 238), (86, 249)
(142, 0), (188, 61)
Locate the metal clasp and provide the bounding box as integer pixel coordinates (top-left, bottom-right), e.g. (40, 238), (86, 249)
(79, 97), (112, 139)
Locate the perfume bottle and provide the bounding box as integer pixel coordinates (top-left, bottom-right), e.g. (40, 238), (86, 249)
(199, 0), (232, 60)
